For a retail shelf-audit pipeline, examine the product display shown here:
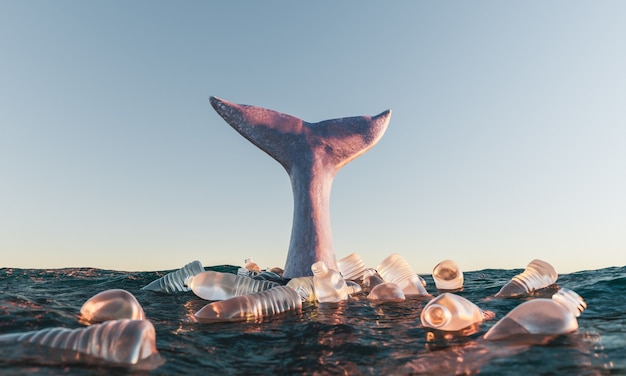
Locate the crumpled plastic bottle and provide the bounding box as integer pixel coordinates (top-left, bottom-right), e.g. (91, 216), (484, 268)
(432, 259), (464, 291)
(495, 259), (558, 298)
(312, 261), (350, 303)
(362, 268), (385, 288)
(420, 293), (489, 331)
(484, 288), (586, 340)
(185, 270), (278, 301)
(194, 286), (302, 322)
(80, 289), (145, 323)
(141, 260), (205, 293)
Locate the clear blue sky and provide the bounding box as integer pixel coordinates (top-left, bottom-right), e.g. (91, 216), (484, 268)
(1, 1), (624, 274)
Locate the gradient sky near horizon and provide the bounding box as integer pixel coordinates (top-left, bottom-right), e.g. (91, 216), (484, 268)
(1, 1), (624, 274)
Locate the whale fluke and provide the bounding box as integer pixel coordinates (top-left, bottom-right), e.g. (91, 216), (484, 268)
(210, 97), (391, 278)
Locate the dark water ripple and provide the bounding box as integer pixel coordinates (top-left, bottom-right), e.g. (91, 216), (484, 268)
(0, 265), (623, 375)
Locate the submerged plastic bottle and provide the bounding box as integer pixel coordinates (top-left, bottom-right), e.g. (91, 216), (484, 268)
(185, 270), (278, 301)
(495, 259), (558, 298)
(368, 282), (406, 303)
(337, 252), (367, 281)
(377, 253), (428, 296)
(286, 276), (317, 302)
(484, 288), (586, 341)
(0, 319), (163, 368)
(312, 261), (350, 303)
(420, 293), (488, 331)
(432, 259), (464, 291)
(194, 286), (302, 322)
(141, 260), (205, 293)
(80, 289), (145, 324)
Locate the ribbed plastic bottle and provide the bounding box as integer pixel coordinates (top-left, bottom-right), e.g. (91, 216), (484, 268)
(484, 288), (586, 340)
(432, 259), (464, 291)
(420, 293), (486, 331)
(286, 276), (317, 302)
(377, 253), (428, 296)
(80, 289), (145, 323)
(0, 319), (163, 368)
(311, 261), (350, 303)
(495, 259), (558, 298)
(194, 286), (302, 322)
(337, 252), (367, 281)
(141, 260), (205, 293)
(367, 282), (406, 303)
(185, 270), (278, 301)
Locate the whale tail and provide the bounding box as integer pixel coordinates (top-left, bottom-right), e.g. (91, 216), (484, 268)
(210, 96), (391, 172)
(210, 96), (391, 278)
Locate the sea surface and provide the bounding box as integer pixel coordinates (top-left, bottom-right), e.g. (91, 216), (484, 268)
(0, 265), (624, 375)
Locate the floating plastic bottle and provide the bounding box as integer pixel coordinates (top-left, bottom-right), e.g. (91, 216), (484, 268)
(286, 276), (317, 302)
(312, 261), (350, 303)
(362, 268), (385, 288)
(377, 253), (428, 296)
(432, 259), (464, 291)
(185, 270), (278, 301)
(80, 289), (145, 324)
(420, 293), (488, 331)
(484, 288), (586, 341)
(337, 252), (367, 281)
(495, 259), (558, 298)
(194, 286), (302, 322)
(141, 260), (205, 293)
(368, 282), (406, 303)
(0, 319), (163, 369)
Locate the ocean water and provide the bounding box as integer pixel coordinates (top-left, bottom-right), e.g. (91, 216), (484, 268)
(0, 265), (623, 375)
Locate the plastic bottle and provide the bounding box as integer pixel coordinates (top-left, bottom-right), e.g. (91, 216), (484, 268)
(185, 270), (278, 301)
(0, 319), (163, 368)
(368, 282), (406, 303)
(377, 253), (428, 296)
(141, 260), (205, 293)
(80, 289), (145, 324)
(244, 257), (261, 277)
(194, 286), (302, 322)
(286, 276), (317, 302)
(420, 293), (487, 331)
(484, 288), (586, 341)
(495, 259), (558, 298)
(337, 252), (367, 281)
(362, 268), (385, 288)
(432, 259), (464, 291)
(311, 261), (350, 303)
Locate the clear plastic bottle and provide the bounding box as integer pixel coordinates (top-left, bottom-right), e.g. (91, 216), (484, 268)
(194, 286), (302, 322)
(337, 252), (367, 281)
(495, 259), (558, 298)
(420, 293), (487, 331)
(484, 288), (586, 341)
(244, 257), (261, 277)
(367, 282), (406, 303)
(286, 276), (317, 302)
(0, 319), (163, 368)
(311, 261), (349, 303)
(79, 289), (145, 324)
(185, 271), (278, 301)
(432, 259), (464, 291)
(377, 253), (428, 296)
(141, 260), (205, 293)
(362, 268), (385, 288)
